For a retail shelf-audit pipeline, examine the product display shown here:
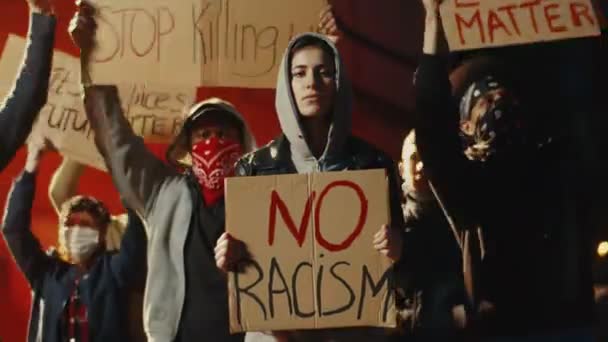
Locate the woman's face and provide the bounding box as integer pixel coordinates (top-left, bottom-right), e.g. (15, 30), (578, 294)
(290, 45), (336, 118)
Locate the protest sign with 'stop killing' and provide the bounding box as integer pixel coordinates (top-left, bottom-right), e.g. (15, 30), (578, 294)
(440, 0), (601, 51)
(0, 35), (196, 170)
(225, 169), (397, 333)
(88, 0), (327, 89)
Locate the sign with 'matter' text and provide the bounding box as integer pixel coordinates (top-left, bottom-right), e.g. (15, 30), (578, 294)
(440, 0), (601, 51)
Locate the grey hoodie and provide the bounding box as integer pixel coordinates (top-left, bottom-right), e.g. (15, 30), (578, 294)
(275, 33), (353, 173)
(83, 87), (255, 342)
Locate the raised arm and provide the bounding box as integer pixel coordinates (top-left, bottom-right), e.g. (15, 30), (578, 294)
(69, 3), (177, 224)
(48, 157), (85, 215)
(1, 138), (53, 288)
(413, 0), (477, 231)
(109, 210), (147, 289)
(0, 1), (56, 171)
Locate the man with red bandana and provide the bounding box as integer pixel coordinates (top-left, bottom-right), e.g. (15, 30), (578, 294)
(69, 3), (257, 341)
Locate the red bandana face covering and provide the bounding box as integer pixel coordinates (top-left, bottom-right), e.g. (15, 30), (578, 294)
(191, 137), (243, 206)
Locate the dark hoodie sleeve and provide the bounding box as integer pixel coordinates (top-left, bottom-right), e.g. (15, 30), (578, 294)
(0, 13), (56, 171)
(1, 171), (52, 288)
(110, 209), (147, 289)
(413, 54), (478, 232)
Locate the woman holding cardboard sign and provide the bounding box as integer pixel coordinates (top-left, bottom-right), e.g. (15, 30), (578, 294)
(0, 0), (56, 172)
(215, 30), (408, 342)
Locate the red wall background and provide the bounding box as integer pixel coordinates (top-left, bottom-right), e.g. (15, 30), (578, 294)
(0, 1), (421, 340)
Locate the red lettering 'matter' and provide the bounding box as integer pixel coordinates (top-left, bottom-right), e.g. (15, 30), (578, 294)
(456, 10), (485, 45)
(570, 2), (596, 27)
(487, 9), (513, 42)
(544, 3), (568, 33)
(520, 0), (542, 34)
(497, 4), (521, 36)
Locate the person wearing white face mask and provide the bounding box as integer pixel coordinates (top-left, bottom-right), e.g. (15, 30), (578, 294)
(47, 157), (148, 342)
(1, 137), (147, 342)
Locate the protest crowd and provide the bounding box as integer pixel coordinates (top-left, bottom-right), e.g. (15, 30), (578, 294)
(0, 0), (607, 341)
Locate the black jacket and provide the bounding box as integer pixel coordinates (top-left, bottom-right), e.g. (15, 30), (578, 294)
(413, 54), (595, 336)
(0, 13), (55, 171)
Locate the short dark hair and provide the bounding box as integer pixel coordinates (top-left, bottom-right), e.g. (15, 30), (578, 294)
(60, 196), (111, 229)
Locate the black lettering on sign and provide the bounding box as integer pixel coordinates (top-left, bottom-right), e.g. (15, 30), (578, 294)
(268, 257), (293, 318)
(49, 67), (81, 98)
(191, 0), (318, 79)
(292, 261), (315, 318)
(357, 265), (393, 322)
(323, 261), (356, 316)
(234, 258), (267, 325)
(94, 6), (176, 63)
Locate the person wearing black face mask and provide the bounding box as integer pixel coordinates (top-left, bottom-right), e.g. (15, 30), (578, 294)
(457, 75), (528, 163)
(412, 0), (595, 340)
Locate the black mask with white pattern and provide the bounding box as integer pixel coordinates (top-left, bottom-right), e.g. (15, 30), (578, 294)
(459, 76), (526, 162)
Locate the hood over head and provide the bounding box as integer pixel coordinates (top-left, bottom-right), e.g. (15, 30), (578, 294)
(275, 33), (353, 172)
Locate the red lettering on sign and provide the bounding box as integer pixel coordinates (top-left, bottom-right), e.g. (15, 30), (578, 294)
(455, 0), (479, 8)
(314, 181), (368, 252)
(497, 4), (521, 36)
(520, 0), (542, 34)
(544, 3), (567, 33)
(268, 190), (316, 247)
(488, 9), (513, 42)
(456, 10), (485, 45)
(570, 2), (596, 27)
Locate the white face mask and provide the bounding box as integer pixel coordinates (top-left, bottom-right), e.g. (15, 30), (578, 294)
(58, 225), (100, 264)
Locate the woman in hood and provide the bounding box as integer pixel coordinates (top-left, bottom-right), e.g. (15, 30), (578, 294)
(215, 32), (407, 342)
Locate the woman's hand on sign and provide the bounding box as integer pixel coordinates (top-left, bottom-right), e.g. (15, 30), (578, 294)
(215, 232), (250, 273)
(319, 5), (343, 44)
(373, 224), (403, 262)
(69, 0), (97, 56)
(28, 0), (54, 15)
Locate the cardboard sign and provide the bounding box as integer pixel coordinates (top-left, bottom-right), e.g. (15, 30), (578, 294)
(225, 169), (397, 333)
(0, 35), (195, 170)
(88, 0), (327, 88)
(440, 0), (601, 51)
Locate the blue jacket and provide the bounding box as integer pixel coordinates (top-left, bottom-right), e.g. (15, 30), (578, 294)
(0, 13), (55, 172)
(1, 171), (146, 342)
